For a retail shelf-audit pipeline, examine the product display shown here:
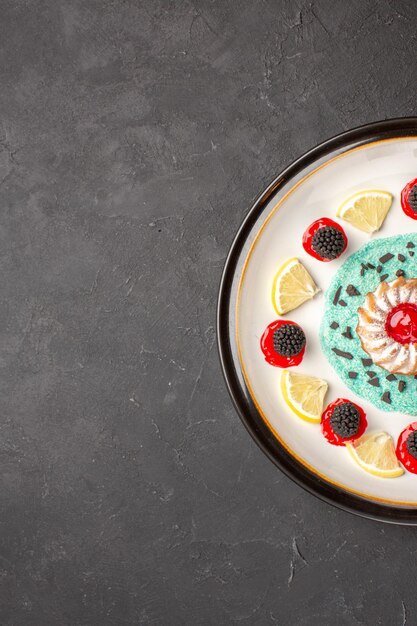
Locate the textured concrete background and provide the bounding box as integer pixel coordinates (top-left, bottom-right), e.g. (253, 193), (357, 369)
(1, 0), (416, 624)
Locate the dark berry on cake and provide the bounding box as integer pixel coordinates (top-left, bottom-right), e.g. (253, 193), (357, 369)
(302, 218), (347, 262)
(329, 402), (361, 438)
(321, 398), (367, 446)
(401, 178), (417, 220)
(406, 431), (417, 459)
(409, 187), (417, 211)
(311, 227), (346, 260)
(260, 320), (306, 367)
(272, 324), (306, 357)
(396, 422), (417, 473)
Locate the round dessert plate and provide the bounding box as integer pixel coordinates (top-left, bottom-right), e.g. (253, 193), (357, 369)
(218, 118), (417, 524)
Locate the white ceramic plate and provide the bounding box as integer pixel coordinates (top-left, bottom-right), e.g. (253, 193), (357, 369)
(218, 119), (417, 524)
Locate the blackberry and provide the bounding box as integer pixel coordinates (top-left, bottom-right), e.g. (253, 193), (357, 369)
(408, 184), (417, 213)
(329, 402), (360, 439)
(311, 226), (346, 260)
(273, 324), (305, 357)
(406, 431), (417, 459)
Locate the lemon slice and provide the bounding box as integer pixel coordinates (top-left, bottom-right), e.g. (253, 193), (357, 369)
(346, 432), (404, 478)
(337, 190), (393, 233)
(272, 257), (319, 315)
(281, 370), (328, 423)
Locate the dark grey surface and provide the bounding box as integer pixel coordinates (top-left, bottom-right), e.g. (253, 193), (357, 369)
(1, 0), (416, 624)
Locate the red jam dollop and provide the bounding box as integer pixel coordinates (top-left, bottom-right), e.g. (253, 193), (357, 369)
(321, 398), (367, 446)
(302, 217), (347, 262)
(401, 177), (417, 220)
(396, 422), (417, 474)
(260, 320), (305, 367)
(385, 303), (417, 344)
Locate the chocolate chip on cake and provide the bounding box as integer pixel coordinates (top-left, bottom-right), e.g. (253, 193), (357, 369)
(346, 285), (360, 296)
(333, 286), (342, 305)
(342, 327), (353, 339)
(332, 348), (353, 359)
(379, 253), (394, 264)
(381, 391), (391, 404)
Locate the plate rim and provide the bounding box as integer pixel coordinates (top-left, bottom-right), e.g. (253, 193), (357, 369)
(217, 117), (417, 525)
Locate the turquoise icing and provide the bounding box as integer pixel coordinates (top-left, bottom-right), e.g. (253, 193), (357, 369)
(320, 234), (417, 415)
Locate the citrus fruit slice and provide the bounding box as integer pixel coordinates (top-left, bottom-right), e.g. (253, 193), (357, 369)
(346, 431), (404, 478)
(272, 257), (319, 315)
(336, 190), (393, 233)
(281, 370), (328, 423)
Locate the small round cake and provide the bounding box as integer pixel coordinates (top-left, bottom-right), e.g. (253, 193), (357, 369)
(319, 234), (417, 414)
(357, 277), (417, 375)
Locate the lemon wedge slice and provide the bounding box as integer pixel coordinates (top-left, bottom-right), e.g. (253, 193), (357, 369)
(272, 257), (319, 315)
(346, 431), (404, 478)
(281, 370), (328, 423)
(337, 190), (393, 233)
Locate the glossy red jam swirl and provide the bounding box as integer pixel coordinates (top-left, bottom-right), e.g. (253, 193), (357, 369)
(385, 303), (417, 345)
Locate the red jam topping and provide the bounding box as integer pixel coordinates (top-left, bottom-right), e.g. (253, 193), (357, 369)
(401, 177), (417, 220)
(302, 217), (347, 262)
(321, 398), (367, 446)
(385, 303), (417, 345)
(396, 422), (417, 474)
(260, 320), (306, 367)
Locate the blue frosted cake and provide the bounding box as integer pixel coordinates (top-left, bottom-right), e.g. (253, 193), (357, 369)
(320, 234), (417, 414)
